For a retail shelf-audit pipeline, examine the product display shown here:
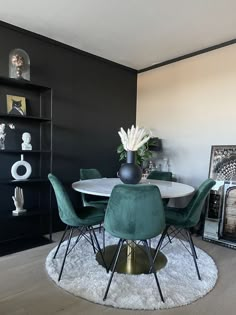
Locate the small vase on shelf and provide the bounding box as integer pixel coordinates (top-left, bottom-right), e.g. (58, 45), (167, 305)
(118, 150), (142, 184)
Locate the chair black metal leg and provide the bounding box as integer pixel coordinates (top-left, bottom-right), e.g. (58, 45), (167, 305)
(87, 227), (96, 254)
(70, 226), (86, 252)
(90, 227), (108, 271)
(53, 225), (69, 259)
(153, 226), (169, 263)
(103, 226), (105, 253)
(58, 227), (74, 281)
(166, 231), (172, 243)
(107, 239), (123, 272)
(103, 239), (124, 301)
(186, 229), (198, 259)
(143, 240), (164, 303)
(186, 230), (201, 280)
(148, 239), (152, 247)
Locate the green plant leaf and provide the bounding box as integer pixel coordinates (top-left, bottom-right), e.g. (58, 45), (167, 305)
(117, 141), (154, 166)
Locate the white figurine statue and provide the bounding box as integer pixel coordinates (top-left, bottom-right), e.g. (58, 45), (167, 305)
(21, 132), (32, 150)
(0, 123), (6, 150)
(0, 123), (15, 150)
(12, 187), (27, 215)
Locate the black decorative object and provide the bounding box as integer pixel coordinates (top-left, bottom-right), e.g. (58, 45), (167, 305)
(118, 150), (142, 184)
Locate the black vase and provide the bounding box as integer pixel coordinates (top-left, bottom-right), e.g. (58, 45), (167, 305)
(118, 150), (142, 184)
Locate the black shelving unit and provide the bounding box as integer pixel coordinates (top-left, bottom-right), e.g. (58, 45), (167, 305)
(0, 76), (52, 248)
(0, 114), (51, 122)
(0, 150), (51, 153)
(0, 178), (49, 184)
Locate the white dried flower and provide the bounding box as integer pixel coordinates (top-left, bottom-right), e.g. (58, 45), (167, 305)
(118, 125), (151, 151)
(11, 54), (24, 67)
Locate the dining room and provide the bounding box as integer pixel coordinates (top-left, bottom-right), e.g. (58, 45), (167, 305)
(0, 1), (236, 314)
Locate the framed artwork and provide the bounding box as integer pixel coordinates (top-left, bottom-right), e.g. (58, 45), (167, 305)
(204, 145), (236, 248)
(6, 95), (26, 116)
(209, 145), (236, 181)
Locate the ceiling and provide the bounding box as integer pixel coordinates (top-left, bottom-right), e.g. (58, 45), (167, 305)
(0, 0), (235, 70)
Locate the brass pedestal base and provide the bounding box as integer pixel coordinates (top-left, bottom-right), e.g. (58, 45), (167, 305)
(96, 244), (167, 275)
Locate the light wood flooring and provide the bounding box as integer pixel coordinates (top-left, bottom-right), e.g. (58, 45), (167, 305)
(0, 233), (236, 315)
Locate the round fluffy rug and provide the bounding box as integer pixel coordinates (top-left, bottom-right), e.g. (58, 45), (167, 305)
(45, 233), (218, 310)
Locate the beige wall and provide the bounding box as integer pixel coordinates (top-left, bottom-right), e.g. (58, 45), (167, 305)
(137, 44), (236, 187)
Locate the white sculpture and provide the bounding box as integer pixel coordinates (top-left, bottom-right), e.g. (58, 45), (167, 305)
(0, 122), (15, 150)
(11, 154), (32, 180)
(0, 123), (6, 150)
(12, 187), (27, 215)
(21, 132), (32, 150)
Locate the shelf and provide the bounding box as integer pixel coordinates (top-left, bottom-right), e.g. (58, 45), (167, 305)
(0, 114), (51, 122)
(0, 150), (51, 154)
(12, 210), (41, 217)
(0, 76), (51, 91)
(0, 178), (49, 184)
(0, 209), (51, 222)
(0, 236), (52, 256)
(0, 209), (41, 220)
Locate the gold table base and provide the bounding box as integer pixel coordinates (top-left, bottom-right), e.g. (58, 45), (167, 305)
(96, 244), (167, 275)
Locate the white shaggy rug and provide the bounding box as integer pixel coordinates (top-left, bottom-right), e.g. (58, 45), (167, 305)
(45, 233), (218, 310)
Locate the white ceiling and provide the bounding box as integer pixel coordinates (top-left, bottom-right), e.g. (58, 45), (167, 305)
(0, 0), (235, 70)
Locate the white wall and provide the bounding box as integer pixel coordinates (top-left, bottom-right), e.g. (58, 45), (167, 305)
(137, 44), (236, 187)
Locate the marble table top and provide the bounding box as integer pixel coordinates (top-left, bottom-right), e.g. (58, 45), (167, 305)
(72, 178), (195, 199)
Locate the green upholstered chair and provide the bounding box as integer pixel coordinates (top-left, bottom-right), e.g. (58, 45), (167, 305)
(103, 184), (165, 302)
(48, 173), (106, 281)
(154, 178), (216, 280)
(147, 170), (173, 207)
(80, 168), (108, 249)
(147, 170), (173, 245)
(147, 170), (173, 181)
(80, 168), (108, 209)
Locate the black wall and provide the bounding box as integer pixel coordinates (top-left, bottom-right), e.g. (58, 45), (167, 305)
(0, 21), (137, 230)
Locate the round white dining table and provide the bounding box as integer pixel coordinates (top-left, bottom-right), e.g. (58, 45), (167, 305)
(72, 177), (195, 275)
(72, 177), (195, 199)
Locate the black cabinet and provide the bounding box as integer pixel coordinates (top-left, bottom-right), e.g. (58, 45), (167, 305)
(0, 76), (52, 245)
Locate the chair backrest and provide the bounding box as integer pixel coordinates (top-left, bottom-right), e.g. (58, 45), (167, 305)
(48, 173), (81, 226)
(147, 170), (173, 181)
(185, 178), (216, 227)
(80, 168), (102, 180)
(104, 184), (165, 240)
(79, 168), (103, 205)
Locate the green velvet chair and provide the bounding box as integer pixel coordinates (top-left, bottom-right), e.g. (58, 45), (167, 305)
(103, 184), (165, 302)
(147, 170), (173, 181)
(154, 178), (216, 280)
(147, 170), (173, 207)
(80, 168), (109, 249)
(48, 173), (106, 281)
(147, 170), (173, 245)
(80, 168), (108, 209)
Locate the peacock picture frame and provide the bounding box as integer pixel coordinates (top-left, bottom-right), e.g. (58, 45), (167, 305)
(209, 145), (236, 181)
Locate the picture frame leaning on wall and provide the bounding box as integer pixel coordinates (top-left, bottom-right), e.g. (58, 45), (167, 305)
(209, 145), (236, 181)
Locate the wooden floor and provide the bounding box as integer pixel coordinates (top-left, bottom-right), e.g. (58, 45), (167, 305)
(0, 233), (236, 315)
